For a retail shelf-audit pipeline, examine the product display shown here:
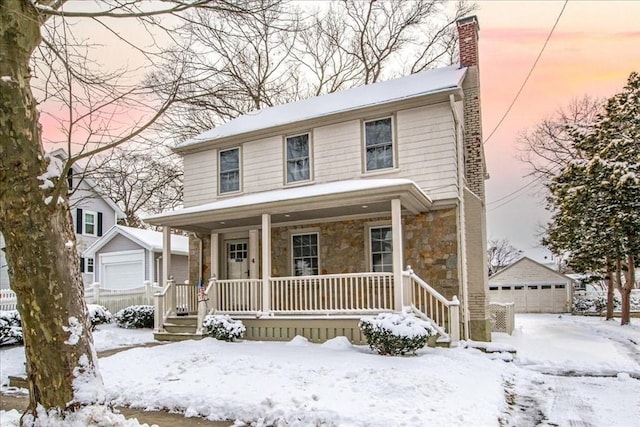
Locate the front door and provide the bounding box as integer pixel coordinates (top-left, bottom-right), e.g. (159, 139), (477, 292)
(226, 240), (249, 280)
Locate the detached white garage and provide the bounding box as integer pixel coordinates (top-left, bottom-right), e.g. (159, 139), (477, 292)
(84, 225), (189, 289)
(489, 257), (574, 313)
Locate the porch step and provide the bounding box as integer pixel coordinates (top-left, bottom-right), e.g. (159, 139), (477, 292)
(154, 331), (205, 342)
(165, 315), (198, 326)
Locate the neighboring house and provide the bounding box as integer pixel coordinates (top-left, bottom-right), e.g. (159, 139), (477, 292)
(83, 225), (189, 289)
(146, 16), (490, 343)
(489, 257), (574, 313)
(0, 149), (125, 289)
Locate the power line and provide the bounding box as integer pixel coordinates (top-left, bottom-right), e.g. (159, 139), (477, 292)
(483, 0), (569, 145)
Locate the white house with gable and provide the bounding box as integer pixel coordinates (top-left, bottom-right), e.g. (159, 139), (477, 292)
(146, 16), (490, 344)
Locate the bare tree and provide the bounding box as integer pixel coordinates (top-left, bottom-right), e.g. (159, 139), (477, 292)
(90, 147), (183, 227)
(517, 96), (603, 183)
(487, 239), (523, 276)
(0, 0), (253, 422)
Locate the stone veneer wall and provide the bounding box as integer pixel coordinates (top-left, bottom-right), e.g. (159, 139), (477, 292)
(270, 210), (459, 300)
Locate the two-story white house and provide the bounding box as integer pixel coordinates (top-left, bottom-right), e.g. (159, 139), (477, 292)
(147, 16), (490, 343)
(0, 149), (125, 289)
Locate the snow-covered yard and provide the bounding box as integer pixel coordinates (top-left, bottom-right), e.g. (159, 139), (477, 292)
(2, 315), (640, 426)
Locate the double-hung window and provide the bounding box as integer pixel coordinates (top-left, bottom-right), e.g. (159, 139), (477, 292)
(86, 258), (94, 273)
(219, 147), (240, 194)
(369, 226), (393, 272)
(286, 133), (310, 183)
(364, 117), (394, 171)
(84, 211), (97, 236)
(292, 233), (319, 276)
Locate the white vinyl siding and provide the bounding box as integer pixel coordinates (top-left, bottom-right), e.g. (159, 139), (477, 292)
(219, 147), (241, 194)
(183, 149), (218, 207)
(181, 101), (459, 203)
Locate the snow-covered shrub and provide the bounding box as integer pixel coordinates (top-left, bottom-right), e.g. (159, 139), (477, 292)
(202, 314), (245, 341)
(0, 310), (23, 346)
(114, 305), (154, 329)
(359, 312), (434, 356)
(87, 304), (113, 331)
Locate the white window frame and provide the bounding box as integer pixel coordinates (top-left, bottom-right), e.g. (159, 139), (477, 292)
(284, 132), (313, 185)
(367, 224), (393, 273)
(218, 147), (241, 195)
(83, 210), (97, 236)
(290, 231), (320, 276)
(363, 116), (396, 173)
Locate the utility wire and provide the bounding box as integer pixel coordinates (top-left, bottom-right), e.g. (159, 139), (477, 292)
(483, 0), (569, 145)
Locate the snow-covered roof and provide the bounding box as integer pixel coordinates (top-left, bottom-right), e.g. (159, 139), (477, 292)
(84, 225), (189, 256)
(145, 178), (431, 225)
(180, 66), (467, 149)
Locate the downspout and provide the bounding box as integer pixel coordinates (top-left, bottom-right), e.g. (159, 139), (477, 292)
(193, 233), (204, 287)
(450, 94), (470, 340)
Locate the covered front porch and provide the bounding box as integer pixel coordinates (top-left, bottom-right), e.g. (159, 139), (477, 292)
(146, 179), (462, 343)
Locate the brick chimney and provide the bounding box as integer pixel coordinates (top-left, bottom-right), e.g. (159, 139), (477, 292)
(457, 16), (480, 68)
(456, 15), (486, 201)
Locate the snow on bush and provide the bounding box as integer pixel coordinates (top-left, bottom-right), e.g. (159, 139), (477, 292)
(0, 310), (23, 346)
(359, 311), (434, 356)
(572, 294), (639, 314)
(202, 314), (245, 341)
(114, 305), (154, 329)
(87, 304), (113, 331)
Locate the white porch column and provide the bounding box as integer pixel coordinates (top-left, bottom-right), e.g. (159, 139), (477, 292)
(391, 198), (404, 311)
(249, 229), (259, 279)
(261, 214), (271, 313)
(210, 232), (219, 278)
(162, 226), (172, 285)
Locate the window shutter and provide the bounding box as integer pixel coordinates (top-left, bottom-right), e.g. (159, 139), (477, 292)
(76, 208), (83, 234)
(80, 257), (85, 273)
(97, 212), (103, 237)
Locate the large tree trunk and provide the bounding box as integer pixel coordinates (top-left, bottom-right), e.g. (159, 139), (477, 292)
(620, 254), (635, 326)
(0, 0), (105, 421)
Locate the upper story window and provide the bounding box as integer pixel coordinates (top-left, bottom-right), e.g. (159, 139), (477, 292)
(286, 133), (311, 184)
(369, 226), (393, 272)
(76, 208), (103, 237)
(292, 233), (319, 276)
(364, 117), (394, 171)
(67, 168), (74, 191)
(219, 147), (240, 194)
(84, 211), (97, 236)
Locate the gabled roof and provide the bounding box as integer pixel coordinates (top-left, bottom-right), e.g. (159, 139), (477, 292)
(48, 149), (126, 219)
(84, 225), (189, 256)
(490, 257), (576, 283)
(179, 66), (467, 150)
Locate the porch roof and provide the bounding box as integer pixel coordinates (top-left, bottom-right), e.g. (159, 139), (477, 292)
(144, 179), (432, 232)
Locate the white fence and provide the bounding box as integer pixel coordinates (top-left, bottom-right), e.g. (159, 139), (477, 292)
(0, 282), (162, 314)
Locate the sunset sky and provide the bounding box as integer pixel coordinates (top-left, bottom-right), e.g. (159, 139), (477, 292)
(36, 1), (639, 263)
(476, 1), (639, 262)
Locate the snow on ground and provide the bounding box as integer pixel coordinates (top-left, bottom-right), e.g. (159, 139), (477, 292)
(2, 315), (640, 426)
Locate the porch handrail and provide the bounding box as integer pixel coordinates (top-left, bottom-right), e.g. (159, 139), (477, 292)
(270, 272), (394, 314)
(403, 267), (460, 342)
(154, 279), (175, 332)
(214, 278), (263, 314)
(195, 277), (217, 334)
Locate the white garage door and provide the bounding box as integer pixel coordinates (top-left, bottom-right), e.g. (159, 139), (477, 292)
(489, 283), (569, 313)
(100, 250), (145, 289)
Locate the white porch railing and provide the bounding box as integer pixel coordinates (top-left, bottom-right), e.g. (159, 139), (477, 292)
(215, 278), (263, 314)
(270, 273), (394, 314)
(154, 279), (175, 332)
(403, 267), (460, 342)
(0, 289), (17, 311)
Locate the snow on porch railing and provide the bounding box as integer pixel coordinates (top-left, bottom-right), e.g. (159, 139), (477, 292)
(403, 268), (460, 342)
(270, 272), (394, 314)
